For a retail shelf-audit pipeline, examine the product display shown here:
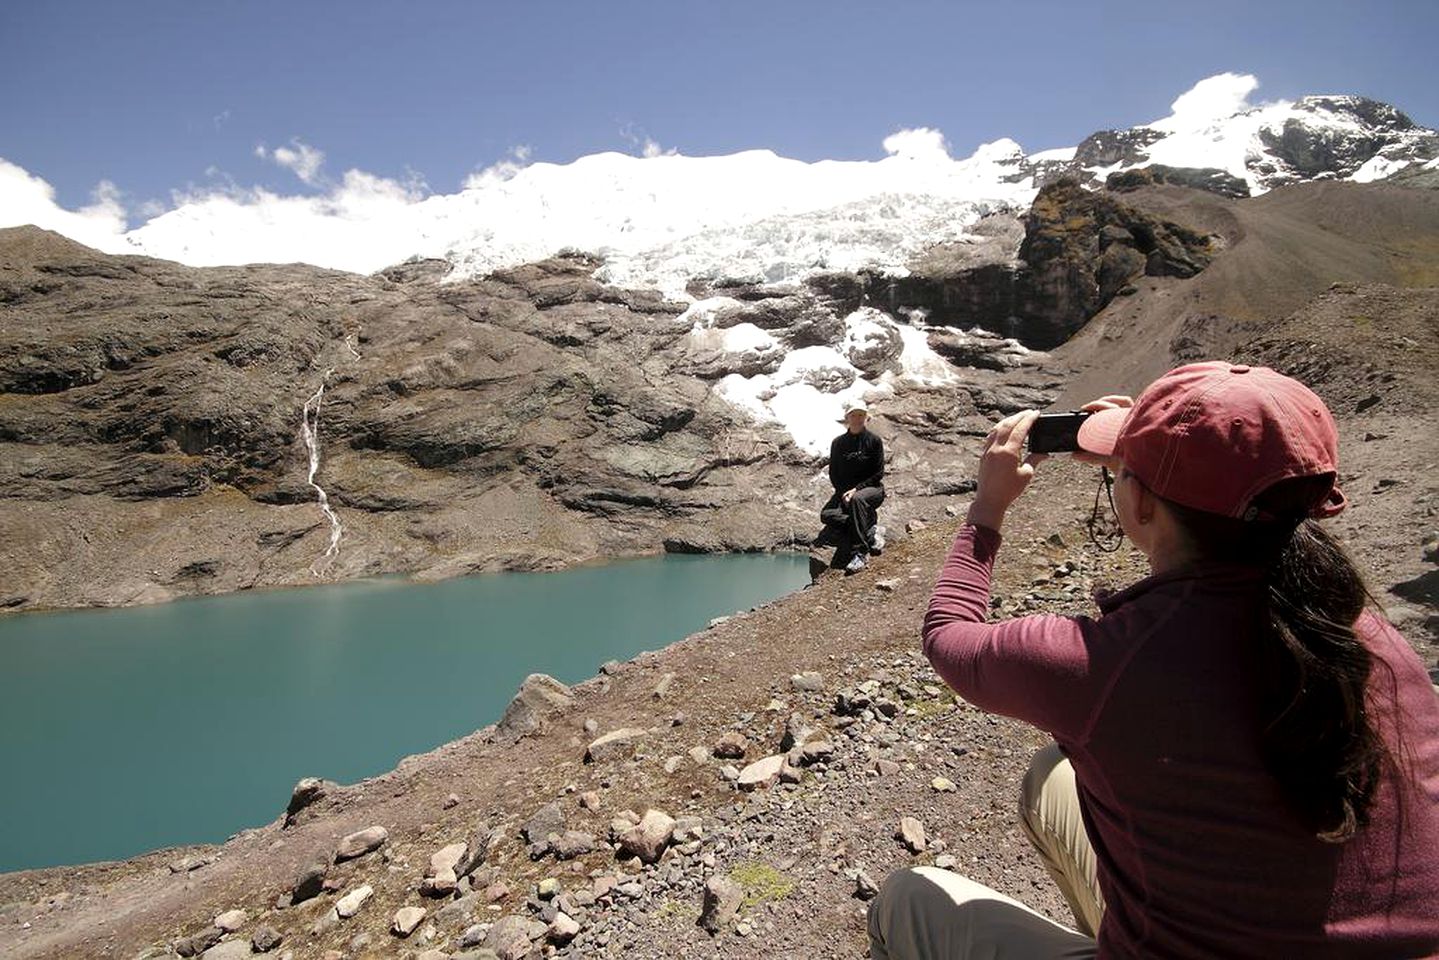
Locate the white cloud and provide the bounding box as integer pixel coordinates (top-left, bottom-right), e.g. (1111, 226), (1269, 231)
(462, 144), (532, 189)
(212, 109), (231, 131)
(256, 138), (326, 185)
(0, 159), (129, 250)
(882, 127), (951, 161)
(1151, 72), (1261, 132)
(619, 123), (677, 159)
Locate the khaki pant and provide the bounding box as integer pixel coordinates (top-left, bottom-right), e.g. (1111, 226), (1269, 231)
(868, 744), (1103, 959)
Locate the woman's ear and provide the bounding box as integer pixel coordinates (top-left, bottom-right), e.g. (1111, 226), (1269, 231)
(1134, 480), (1157, 525)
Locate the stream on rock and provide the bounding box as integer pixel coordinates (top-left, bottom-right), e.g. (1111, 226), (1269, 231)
(0, 552), (810, 872)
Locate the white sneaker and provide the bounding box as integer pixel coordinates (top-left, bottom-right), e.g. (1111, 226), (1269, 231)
(844, 554), (867, 575)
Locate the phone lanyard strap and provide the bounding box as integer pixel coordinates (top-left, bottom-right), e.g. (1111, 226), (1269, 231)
(1087, 467), (1124, 553)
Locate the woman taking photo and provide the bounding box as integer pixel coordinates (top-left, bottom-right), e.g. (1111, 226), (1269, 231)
(869, 361), (1439, 958)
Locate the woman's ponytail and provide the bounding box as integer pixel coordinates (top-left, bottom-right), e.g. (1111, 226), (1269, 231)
(1259, 520), (1384, 842)
(1164, 476), (1388, 842)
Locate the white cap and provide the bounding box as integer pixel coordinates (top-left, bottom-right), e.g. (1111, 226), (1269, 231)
(843, 398), (869, 416)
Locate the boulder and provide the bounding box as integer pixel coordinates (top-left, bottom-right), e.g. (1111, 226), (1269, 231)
(213, 909), (246, 932)
(251, 925), (283, 952)
(617, 809), (676, 864)
(335, 884), (374, 919)
(736, 754), (788, 790)
(548, 911), (581, 945)
(521, 802), (567, 847)
(392, 906), (427, 937)
(699, 875), (744, 934)
(584, 727), (647, 763)
(283, 776), (334, 827)
(290, 861), (328, 904)
(496, 673), (574, 742)
(200, 942), (254, 960)
(335, 825), (388, 862)
(429, 841), (468, 876)
(711, 731), (749, 759)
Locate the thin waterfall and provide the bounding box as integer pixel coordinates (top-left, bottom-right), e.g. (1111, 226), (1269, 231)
(299, 325), (360, 572)
(300, 374), (342, 570)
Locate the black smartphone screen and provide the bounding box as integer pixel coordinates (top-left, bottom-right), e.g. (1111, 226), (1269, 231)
(1028, 412), (1093, 454)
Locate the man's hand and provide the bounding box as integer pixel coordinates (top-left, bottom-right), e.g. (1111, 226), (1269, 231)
(966, 410), (1046, 531)
(842, 488), (855, 504)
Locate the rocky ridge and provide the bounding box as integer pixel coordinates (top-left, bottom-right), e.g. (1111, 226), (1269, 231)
(0, 226), (1060, 613)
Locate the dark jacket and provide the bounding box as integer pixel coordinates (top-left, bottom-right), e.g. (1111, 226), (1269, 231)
(829, 429), (884, 492)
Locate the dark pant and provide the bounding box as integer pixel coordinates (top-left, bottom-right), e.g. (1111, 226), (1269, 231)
(819, 486), (884, 566)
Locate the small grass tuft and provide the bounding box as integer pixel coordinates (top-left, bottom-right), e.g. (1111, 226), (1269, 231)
(730, 860), (797, 909)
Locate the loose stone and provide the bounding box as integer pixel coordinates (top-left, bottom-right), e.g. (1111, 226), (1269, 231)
(334, 826), (388, 862)
(790, 671), (825, 692)
(898, 816), (927, 853)
(854, 870), (881, 900)
(548, 911), (582, 945)
(617, 809), (676, 864)
(251, 925), (283, 953)
(335, 884), (374, 919)
(392, 906), (427, 937)
(699, 875), (744, 934)
(736, 754), (787, 790)
(213, 909), (246, 932)
(931, 776), (958, 792)
(712, 731), (749, 759)
(584, 727), (647, 763)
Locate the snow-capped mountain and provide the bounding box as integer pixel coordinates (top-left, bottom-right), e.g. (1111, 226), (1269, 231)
(2, 74), (1433, 300)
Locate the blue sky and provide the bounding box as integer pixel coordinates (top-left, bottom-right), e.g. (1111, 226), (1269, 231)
(2, 0), (1436, 216)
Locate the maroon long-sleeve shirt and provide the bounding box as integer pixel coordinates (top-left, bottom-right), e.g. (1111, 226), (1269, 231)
(924, 523), (1439, 959)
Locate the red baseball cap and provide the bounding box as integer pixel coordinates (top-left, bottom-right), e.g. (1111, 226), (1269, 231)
(1076, 361), (1347, 521)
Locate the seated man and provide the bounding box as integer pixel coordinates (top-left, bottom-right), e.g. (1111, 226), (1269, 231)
(817, 399), (885, 574)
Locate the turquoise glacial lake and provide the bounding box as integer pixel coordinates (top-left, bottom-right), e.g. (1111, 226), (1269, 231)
(0, 553), (811, 872)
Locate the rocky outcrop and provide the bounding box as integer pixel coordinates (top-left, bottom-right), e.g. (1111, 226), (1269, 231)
(1, 227), (1052, 612)
(861, 180), (1214, 349)
(1013, 178), (1213, 346)
(1106, 164), (1251, 199)
(1255, 96), (1439, 184)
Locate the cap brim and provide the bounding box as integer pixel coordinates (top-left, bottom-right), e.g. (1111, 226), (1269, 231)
(1077, 407), (1130, 456)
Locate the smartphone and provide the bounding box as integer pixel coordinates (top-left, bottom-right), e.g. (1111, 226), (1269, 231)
(1028, 411), (1093, 454)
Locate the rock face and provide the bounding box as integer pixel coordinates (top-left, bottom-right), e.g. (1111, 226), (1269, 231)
(1013, 178), (1212, 346)
(0, 228), (1031, 613)
(1256, 96), (1438, 183)
(1106, 164), (1251, 199)
(860, 182), (1214, 349)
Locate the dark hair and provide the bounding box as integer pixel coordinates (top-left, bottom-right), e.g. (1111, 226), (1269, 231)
(1162, 476), (1390, 843)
